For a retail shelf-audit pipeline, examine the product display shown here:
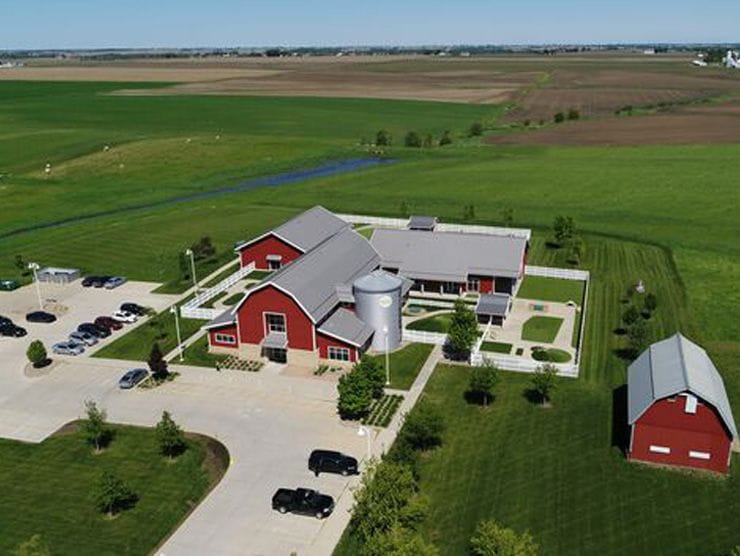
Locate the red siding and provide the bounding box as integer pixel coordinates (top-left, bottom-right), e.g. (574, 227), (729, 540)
(629, 397), (732, 473)
(236, 285), (314, 351)
(238, 234), (303, 270)
(317, 332), (358, 362)
(208, 324), (238, 349)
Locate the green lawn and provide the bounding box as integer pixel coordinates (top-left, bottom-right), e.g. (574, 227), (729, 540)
(411, 366), (740, 556)
(0, 422), (227, 556)
(480, 341), (513, 354)
(172, 335), (227, 368)
(532, 347), (572, 363)
(202, 260), (240, 287)
(518, 276), (586, 304)
(521, 316), (564, 343)
(222, 293), (244, 306)
(94, 297), (206, 361)
(406, 313), (453, 333)
(368, 343), (434, 390)
(201, 290), (227, 308)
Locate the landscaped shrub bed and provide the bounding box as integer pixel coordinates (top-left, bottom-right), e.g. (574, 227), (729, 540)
(531, 346), (572, 363)
(363, 394), (404, 428)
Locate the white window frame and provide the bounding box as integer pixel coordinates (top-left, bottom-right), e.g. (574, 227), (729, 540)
(467, 276), (480, 292)
(264, 312), (286, 333)
(649, 445), (671, 454)
(214, 333), (236, 345)
(268, 258), (282, 270)
(328, 346), (351, 362)
(689, 450), (711, 460)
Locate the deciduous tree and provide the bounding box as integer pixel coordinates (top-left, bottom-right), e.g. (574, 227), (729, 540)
(376, 129), (391, 146)
(148, 343), (169, 381)
(26, 340), (48, 368)
(469, 362), (500, 406)
(82, 400), (110, 452)
(438, 130), (453, 146)
(470, 519), (538, 556)
(469, 121), (484, 136)
(404, 131), (422, 148)
(400, 401), (445, 450)
(337, 370), (373, 419)
(446, 299), (479, 359)
(94, 471), (137, 517)
(531, 364), (558, 406)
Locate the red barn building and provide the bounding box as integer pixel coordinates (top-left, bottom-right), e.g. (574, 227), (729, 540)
(205, 206), (529, 365)
(627, 333), (738, 474)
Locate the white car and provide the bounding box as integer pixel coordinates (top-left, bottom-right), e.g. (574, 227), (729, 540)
(111, 310), (137, 323)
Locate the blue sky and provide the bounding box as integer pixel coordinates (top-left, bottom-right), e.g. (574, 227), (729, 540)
(2, 0), (738, 49)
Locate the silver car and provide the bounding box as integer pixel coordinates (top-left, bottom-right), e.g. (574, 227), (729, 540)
(104, 276), (127, 289)
(53, 340), (85, 355)
(69, 330), (98, 346)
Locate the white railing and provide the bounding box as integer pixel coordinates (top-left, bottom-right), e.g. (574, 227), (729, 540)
(406, 298), (456, 309)
(525, 265), (590, 281)
(403, 329), (447, 345)
(337, 213), (531, 241)
(470, 320), (492, 360)
(470, 352), (578, 378)
(180, 262), (254, 320)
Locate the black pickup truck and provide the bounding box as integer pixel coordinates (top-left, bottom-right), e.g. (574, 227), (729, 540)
(271, 488), (335, 519)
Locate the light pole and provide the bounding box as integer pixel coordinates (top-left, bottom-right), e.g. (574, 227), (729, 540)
(357, 425), (372, 460)
(184, 248), (198, 293)
(382, 325), (390, 386)
(170, 306), (184, 361)
(28, 262), (43, 310)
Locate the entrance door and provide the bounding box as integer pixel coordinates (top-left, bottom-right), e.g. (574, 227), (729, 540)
(264, 347), (287, 363)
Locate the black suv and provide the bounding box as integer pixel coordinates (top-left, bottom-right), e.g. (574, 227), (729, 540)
(0, 323), (27, 337)
(271, 488), (335, 519)
(120, 302), (146, 316)
(308, 450), (358, 477)
(78, 322), (111, 338)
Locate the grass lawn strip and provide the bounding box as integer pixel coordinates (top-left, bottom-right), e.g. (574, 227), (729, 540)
(521, 316), (563, 343)
(368, 343), (433, 390)
(406, 313), (453, 333)
(172, 336), (228, 368)
(479, 341), (513, 354)
(0, 423), (227, 556)
(517, 275), (586, 304)
(222, 292), (244, 306)
(200, 290), (227, 308)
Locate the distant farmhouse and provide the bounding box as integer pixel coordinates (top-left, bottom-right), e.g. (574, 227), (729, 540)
(206, 206), (528, 366)
(627, 333), (737, 474)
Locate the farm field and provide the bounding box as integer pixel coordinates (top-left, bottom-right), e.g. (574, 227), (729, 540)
(0, 423), (226, 556)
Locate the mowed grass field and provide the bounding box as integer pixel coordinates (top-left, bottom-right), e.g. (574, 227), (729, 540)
(0, 423), (226, 555)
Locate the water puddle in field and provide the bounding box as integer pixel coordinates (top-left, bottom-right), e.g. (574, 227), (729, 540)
(0, 157), (396, 240)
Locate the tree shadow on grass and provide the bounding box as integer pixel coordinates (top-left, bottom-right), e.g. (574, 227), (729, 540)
(522, 388), (544, 405)
(612, 384), (629, 455)
(463, 390), (497, 406)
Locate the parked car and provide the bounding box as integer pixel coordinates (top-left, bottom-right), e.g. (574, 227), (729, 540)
(308, 450), (359, 477)
(104, 276), (127, 289)
(26, 311), (57, 323)
(0, 279), (19, 291)
(120, 302), (146, 316)
(69, 330), (98, 346)
(118, 368), (149, 389)
(0, 315), (12, 327)
(53, 341), (85, 355)
(111, 310), (137, 323)
(95, 276), (112, 288)
(0, 323), (27, 337)
(271, 488), (335, 519)
(78, 322), (111, 338)
(95, 316), (123, 331)
(82, 275), (102, 287)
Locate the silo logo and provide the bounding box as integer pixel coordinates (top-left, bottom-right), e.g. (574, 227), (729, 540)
(378, 295), (393, 308)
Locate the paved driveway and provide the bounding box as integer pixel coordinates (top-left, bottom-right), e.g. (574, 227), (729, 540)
(0, 348), (366, 555)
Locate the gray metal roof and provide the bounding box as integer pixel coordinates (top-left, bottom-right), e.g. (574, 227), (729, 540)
(272, 205), (349, 251)
(203, 309), (237, 330)
(627, 333), (737, 439)
(234, 205), (348, 253)
(318, 308), (374, 347)
(370, 228), (527, 282)
(353, 269), (404, 294)
(264, 228), (380, 322)
(408, 215), (438, 230)
(476, 293), (511, 316)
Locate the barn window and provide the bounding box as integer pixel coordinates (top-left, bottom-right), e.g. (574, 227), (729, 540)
(328, 347), (350, 362)
(215, 334), (236, 345)
(689, 450), (711, 460)
(649, 445), (671, 454)
(265, 313), (286, 333)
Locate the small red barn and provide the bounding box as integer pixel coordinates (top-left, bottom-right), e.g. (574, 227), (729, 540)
(234, 206), (349, 270)
(627, 333), (737, 474)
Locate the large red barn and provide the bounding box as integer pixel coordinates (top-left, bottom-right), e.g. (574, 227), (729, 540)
(627, 333), (737, 474)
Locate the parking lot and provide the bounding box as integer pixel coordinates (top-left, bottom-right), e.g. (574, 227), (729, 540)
(0, 281), (368, 555)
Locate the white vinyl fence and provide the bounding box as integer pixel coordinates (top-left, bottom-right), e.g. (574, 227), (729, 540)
(525, 265), (590, 281)
(180, 263), (254, 320)
(337, 213), (531, 241)
(470, 352), (579, 378)
(402, 329), (448, 345)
